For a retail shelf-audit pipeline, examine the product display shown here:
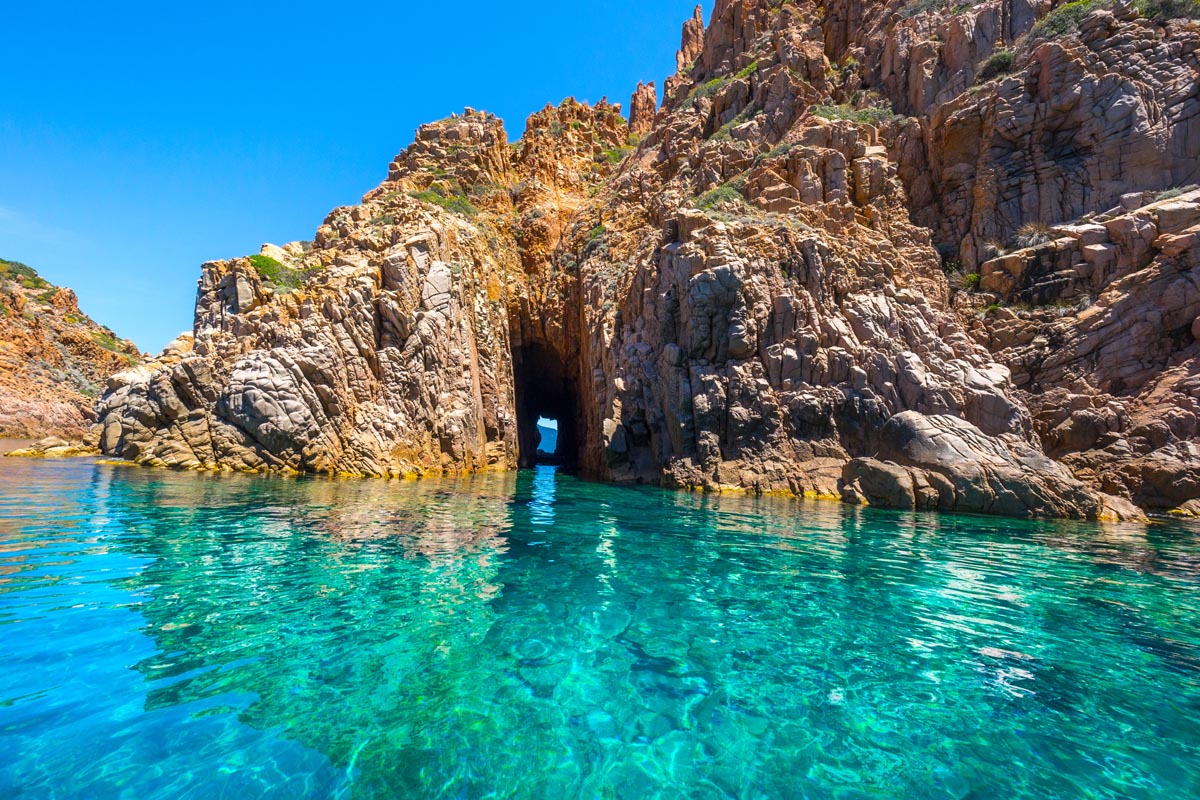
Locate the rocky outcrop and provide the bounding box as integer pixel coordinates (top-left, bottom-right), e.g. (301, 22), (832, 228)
(0, 258), (140, 439)
(94, 0), (1200, 519)
(818, 0), (1200, 270)
(841, 412), (1140, 520)
(962, 189), (1200, 513)
(5, 435), (100, 459)
(629, 82), (658, 137)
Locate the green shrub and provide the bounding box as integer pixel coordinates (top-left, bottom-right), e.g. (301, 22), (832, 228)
(691, 77), (728, 101)
(734, 61), (760, 80)
(410, 187), (478, 217)
(696, 183), (746, 210)
(583, 224), (609, 259)
(1030, 0), (1117, 39)
(813, 104), (896, 125)
(964, 272), (981, 290)
(976, 49), (1016, 83)
(900, 0), (974, 19)
(756, 142), (794, 163)
(598, 146), (632, 164)
(248, 255), (300, 289)
(1134, 0), (1200, 20)
(91, 329), (124, 353)
(0, 258), (51, 290)
(248, 254), (308, 292)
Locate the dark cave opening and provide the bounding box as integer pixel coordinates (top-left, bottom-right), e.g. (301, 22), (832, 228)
(513, 342), (581, 470)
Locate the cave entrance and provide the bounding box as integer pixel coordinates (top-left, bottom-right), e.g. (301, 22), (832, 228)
(513, 342), (580, 470)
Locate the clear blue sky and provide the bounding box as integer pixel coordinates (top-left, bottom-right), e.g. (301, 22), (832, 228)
(0, 1), (706, 353)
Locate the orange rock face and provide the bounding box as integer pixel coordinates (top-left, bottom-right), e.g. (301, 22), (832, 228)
(629, 82), (658, 138)
(0, 259), (141, 438)
(92, 0), (1200, 518)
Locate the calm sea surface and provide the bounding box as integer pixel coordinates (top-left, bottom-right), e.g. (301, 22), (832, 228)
(0, 456), (1198, 798)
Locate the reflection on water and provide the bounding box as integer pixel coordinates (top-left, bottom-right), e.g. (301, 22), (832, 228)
(0, 439), (36, 456)
(1, 459), (1199, 798)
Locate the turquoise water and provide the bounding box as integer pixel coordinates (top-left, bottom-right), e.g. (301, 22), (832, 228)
(1, 458), (1198, 799)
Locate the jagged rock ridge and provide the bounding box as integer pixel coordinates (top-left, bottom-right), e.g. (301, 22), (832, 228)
(96, 0), (1200, 519)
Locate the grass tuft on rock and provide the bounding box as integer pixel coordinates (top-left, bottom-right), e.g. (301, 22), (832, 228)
(1013, 222), (1055, 250)
(248, 254), (309, 292)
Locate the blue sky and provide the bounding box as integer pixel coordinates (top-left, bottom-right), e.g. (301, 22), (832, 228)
(0, 1), (706, 353)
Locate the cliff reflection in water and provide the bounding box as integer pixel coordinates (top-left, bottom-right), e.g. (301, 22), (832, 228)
(76, 463), (1200, 798)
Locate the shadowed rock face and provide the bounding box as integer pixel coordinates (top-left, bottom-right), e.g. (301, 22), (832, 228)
(96, 0), (1200, 519)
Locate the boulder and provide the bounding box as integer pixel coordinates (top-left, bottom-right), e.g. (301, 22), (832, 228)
(842, 412), (1115, 519)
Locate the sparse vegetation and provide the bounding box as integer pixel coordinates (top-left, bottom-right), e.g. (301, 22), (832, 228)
(1156, 183), (1200, 200)
(734, 60), (760, 80)
(247, 254), (311, 292)
(696, 182), (746, 210)
(691, 77), (728, 101)
(582, 224), (609, 259)
(900, 0), (974, 19)
(0, 258), (52, 291)
(1134, 0), (1200, 21)
(756, 142), (794, 163)
(410, 186), (478, 217)
(598, 146), (633, 164)
(91, 329), (124, 353)
(982, 240), (1010, 259)
(1029, 0), (1117, 39)
(812, 104), (897, 125)
(976, 49), (1016, 83)
(1013, 222), (1056, 249)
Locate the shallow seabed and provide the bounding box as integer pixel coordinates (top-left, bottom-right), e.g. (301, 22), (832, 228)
(0, 458), (1198, 799)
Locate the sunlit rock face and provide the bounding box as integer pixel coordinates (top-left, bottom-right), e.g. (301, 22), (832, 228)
(0, 259), (141, 439)
(97, 0), (1200, 519)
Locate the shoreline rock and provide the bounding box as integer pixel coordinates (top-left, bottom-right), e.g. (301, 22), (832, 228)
(87, 1), (1200, 521)
(5, 435), (101, 459)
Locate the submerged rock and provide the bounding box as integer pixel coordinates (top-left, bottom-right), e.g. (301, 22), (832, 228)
(6, 435), (100, 459)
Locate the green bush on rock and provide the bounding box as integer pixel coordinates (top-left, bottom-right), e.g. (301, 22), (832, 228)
(248, 254), (308, 292)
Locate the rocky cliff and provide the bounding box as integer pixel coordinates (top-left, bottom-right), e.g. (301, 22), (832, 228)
(0, 258), (141, 438)
(96, 0), (1200, 519)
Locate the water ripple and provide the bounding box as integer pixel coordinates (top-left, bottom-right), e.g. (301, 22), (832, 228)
(0, 459), (1198, 798)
